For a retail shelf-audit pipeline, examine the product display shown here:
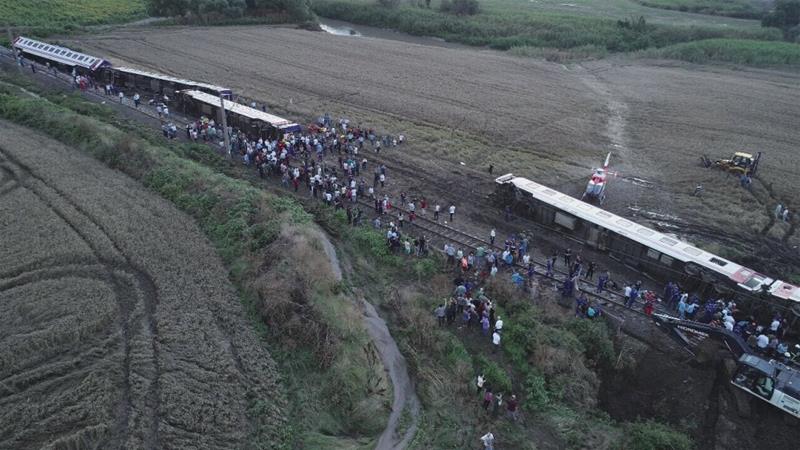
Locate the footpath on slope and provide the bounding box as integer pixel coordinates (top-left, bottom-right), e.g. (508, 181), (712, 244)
(318, 229), (421, 450)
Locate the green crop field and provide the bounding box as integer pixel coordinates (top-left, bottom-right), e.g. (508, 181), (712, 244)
(648, 37), (800, 65)
(633, 0), (769, 19)
(0, 0), (147, 31)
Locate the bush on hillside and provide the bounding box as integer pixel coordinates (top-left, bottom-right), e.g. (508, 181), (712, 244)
(377, 0), (402, 7)
(620, 420), (693, 450)
(439, 0), (480, 15)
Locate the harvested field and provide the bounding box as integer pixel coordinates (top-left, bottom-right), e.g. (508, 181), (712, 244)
(67, 26), (800, 273)
(0, 120), (286, 449)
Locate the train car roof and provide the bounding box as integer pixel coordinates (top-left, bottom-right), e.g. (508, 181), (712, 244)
(114, 66), (231, 95)
(182, 90), (299, 130)
(12, 36), (109, 71)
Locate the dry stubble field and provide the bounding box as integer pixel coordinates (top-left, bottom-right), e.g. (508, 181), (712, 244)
(69, 27), (800, 265)
(0, 120), (285, 449)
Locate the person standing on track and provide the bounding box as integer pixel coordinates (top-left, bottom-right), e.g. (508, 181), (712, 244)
(448, 204), (456, 222)
(490, 228), (496, 245)
(133, 93), (140, 109)
(563, 248), (572, 268)
(585, 261), (595, 280)
(434, 203), (440, 221)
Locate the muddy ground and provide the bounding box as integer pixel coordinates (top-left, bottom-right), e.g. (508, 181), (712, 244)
(67, 26), (800, 278)
(0, 120), (285, 448)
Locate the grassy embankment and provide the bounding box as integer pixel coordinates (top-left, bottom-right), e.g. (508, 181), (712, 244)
(312, 0), (800, 65)
(0, 75), (694, 449)
(644, 38), (800, 64)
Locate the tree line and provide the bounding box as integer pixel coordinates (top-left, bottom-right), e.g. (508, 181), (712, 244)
(146, 0), (312, 21)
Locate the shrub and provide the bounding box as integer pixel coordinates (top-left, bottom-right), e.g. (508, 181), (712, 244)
(620, 420), (693, 450)
(522, 371), (550, 410)
(439, 0), (479, 15)
(474, 355), (512, 393)
(565, 319), (615, 368)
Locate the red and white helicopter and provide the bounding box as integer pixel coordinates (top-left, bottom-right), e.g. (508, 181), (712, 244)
(581, 152), (612, 204)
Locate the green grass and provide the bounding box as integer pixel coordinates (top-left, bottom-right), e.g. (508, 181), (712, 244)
(0, 0), (147, 34)
(312, 0), (780, 53)
(621, 420), (694, 450)
(646, 38), (800, 65)
(634, 0), (768, 19)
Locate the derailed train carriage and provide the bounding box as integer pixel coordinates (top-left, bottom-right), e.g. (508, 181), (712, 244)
(11, 36), (110, 74)
(178, 90), (301, 140)
(495, 174), (800, 308)
(102, 66), (233, 99)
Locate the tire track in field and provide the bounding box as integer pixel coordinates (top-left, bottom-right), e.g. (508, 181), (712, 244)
(0, 159), (25, 197)
(0, 146), (163, 448)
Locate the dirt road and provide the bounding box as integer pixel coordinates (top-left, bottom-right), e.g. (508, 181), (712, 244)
(0, 120), (286, 449)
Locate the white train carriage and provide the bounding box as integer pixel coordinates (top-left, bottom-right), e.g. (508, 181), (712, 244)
(107, 66), (232, 99)
(179, 90), (301, 139)
(12, 36), (110, 72)
(495, 174), (800, 304)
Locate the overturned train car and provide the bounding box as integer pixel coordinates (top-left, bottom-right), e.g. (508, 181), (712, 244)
(495, 174), (800, 308)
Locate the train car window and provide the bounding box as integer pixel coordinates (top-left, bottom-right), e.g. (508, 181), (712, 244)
(636, 228), (654, 236)
(754, 376), (774, 399)
(616, 219), (633, 227)
(646, 248), (660, 260)
(710, 257), (728, 267)
(543, 189), (558, 196)
(660, 254), (674, 266)
(683, 247), (701, 256)
(659, 237), (678, 246)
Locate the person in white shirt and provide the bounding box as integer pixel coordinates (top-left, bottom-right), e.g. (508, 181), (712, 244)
(492, 331), (501, 353)
(490, 228), (496, 245)
(480, 431), (495, 450)
(494, 317), (503, 333)
(770, 319), (780, 333)
(756, 333), (769, 350)
(449, 204), (456, 222)
(476, 374), (485, 395)
(434, 204), (441, 221)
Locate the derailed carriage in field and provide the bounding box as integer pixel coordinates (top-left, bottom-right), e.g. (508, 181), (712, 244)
(177, 90), (301, 140)
(495, 174), (800, 308)
(102, 66), (233, 100)
(11, 36), (110, 74)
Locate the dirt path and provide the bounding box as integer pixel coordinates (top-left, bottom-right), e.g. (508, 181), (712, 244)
(315, 231), (420, 449)
(361, 300), (421, 450)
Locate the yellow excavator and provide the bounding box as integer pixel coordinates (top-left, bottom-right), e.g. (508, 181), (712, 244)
(701, 151), (762, 176)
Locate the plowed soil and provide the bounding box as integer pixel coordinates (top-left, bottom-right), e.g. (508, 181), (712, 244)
(0, 120), (285, 449)
(67, 26), (800, 269)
